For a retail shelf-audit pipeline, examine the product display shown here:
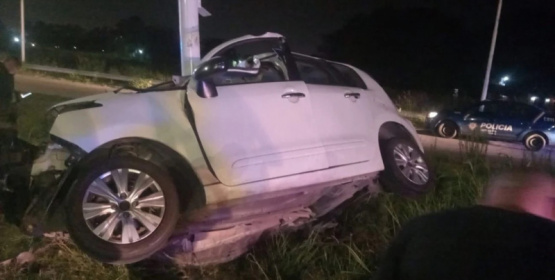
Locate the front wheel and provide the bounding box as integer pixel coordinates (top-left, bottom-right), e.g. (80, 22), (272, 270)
(380, 138), (434, 197)
(523, 133), (547, 151)
(66, 156), (179, 264)
(436, 121), (458, 139)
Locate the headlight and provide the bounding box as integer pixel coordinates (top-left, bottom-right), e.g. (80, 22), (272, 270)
(428, 112), (438, 118)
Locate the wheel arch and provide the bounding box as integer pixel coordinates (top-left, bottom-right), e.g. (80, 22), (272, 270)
(435, 119), (460, 133)
(52, 137), (206, 217)
(521, 131), (549, 146)
(378, 121), (420, 152)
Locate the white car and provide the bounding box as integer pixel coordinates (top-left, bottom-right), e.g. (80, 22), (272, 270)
(11, 33), (432, 264)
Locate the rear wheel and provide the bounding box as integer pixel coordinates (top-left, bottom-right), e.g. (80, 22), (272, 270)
(380, 138), (434, 197)
(523, 133), (547, 151)
(436, 121), (458, 138)
(66, 156), (179, 264)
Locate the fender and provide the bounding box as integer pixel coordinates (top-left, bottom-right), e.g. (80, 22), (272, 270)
(50, 90), (217, 185)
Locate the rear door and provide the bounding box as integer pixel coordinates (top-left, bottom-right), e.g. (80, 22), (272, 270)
(293, 54), (376, 167)
(189, 38), (328, 186)
(493, 103), (542, 140)
(460, 101), (497, 137)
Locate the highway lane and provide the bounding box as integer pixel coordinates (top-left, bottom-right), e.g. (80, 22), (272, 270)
(418, 132), (555, 163)
(15, 74), (115, 98)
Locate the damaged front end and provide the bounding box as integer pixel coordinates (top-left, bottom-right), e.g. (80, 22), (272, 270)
(1, 136), (83, 236)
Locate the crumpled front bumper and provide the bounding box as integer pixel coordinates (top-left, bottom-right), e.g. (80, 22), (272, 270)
(2, 143), (72, 235)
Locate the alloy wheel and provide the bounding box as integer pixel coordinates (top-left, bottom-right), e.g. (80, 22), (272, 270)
(82, 169), (166, 244)
(392, 144), (429, 185)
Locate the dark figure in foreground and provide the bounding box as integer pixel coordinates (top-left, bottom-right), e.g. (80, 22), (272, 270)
(376, 172), (555, 280)
(0, 56), (21, 129)
(0, 56), (36, 223)
(0, 56), (21, 146)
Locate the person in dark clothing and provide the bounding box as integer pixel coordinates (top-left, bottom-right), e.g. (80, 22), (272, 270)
(375, 172), (555, 280)
(0, 56), (21, 131)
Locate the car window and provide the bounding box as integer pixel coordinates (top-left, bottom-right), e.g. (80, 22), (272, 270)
(294, 57), (334, 85)
(468, 102), (500, 115)
(327, 62), (367, 89)
(209, 39), (289, 86)
(508, 103), (542, 119)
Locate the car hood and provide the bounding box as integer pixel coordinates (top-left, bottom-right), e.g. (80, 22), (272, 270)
(49, 92), (137, 110)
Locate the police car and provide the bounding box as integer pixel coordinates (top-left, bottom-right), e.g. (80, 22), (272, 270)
(426, 100), (555, 151)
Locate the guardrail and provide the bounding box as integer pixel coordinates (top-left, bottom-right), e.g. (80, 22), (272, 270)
(25, 64), (138, 82)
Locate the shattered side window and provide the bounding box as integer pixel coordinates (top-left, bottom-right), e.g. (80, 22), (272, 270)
(210, 39), (289, 86)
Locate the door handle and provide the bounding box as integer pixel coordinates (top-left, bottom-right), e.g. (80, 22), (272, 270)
(344, 93), (361, 99)
(282, 92), (306, 99)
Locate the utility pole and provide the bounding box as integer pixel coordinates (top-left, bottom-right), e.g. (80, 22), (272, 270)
(20, 0), (25, 62)
(481, 0), (503, 101)
(178, 0), (211, 76)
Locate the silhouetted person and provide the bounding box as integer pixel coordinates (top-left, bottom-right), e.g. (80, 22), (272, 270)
(0, 56), (21, 136)
(375, 171), (555, 280)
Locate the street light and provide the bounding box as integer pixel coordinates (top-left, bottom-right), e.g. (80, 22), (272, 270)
(499, 76), (509, 86)
(13, 37), (20, 43)
(138, 49), (144, 55)
(20, 0), (25, 61)
(481, 0), (504, 100)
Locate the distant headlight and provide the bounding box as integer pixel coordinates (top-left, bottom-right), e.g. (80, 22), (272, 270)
(428, 112), (438, 118)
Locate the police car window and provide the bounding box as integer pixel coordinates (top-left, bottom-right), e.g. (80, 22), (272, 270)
(328, 62), (367, 89)
(209, 39), (289, 86)
(295, 57), (333, 85)
(510, 103), (541, 119)
(475, 102), (500, 115)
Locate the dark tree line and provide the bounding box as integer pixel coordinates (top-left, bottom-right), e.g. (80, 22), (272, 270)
(318, 6), (555, 99)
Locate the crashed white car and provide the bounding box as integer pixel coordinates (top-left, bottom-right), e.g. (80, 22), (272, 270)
(10, 33), (432, 264)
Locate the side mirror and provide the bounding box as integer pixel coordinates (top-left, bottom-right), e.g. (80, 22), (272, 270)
(194, 57), (227, 81)
(196, 80), (218, 98)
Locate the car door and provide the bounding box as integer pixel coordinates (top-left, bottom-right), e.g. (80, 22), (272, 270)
(293, 54), (375, 167)
(493, 103), (542, 141)
(460, 101), (497, 136)
(188, 38), (328, 186)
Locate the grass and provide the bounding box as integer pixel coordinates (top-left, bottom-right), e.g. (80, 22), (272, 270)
(0, 96), (550, 279)
(16, 94), (68, 145)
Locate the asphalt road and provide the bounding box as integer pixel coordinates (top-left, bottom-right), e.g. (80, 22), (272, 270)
(15, 74), (115, 98)
(418, 131), (555, 163)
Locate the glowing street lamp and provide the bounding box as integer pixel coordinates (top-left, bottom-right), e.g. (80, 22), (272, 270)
(13, 37), (20, 43)
(138, 49), (144, 55)
(499, 76), (510, 86)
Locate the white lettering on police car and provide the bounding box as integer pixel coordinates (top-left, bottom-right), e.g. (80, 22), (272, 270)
(480, 123), (513, 132)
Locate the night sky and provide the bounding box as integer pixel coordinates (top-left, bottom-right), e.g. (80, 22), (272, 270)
(1, 0), (554, 52)
(1, 0), (554, 94)
(0, 0), (533, 53)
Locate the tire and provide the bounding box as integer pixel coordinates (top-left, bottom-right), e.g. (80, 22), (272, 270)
(523, 133), (547, 151)
(436, 121), (458, 139)
(66, 156), (180, 264)
(380, 138), (434, 197)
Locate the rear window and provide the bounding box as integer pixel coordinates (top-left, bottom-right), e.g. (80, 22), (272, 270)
(328, 63), (367, 89)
